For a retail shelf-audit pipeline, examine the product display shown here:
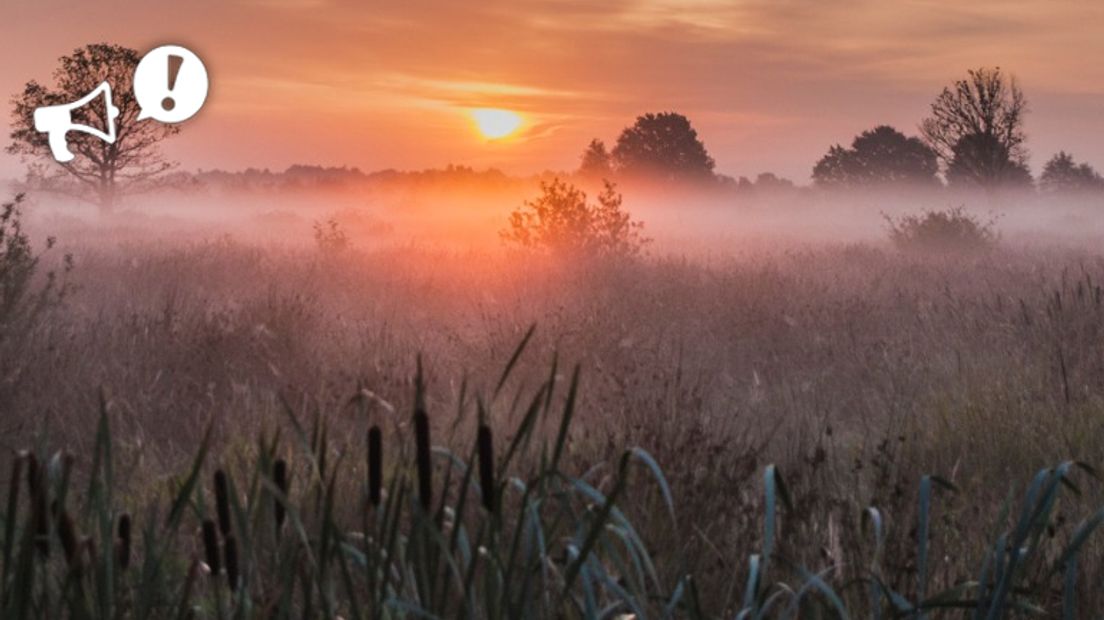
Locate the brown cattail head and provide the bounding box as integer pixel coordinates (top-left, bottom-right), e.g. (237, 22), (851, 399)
(272, 459), (288, 529)
(116, 513), (132, 570)
(201, 519), (221, 575)
(57, 510), (80, 569)
(27, 454), (48, 556)
(414, 409), (432, 510)
(477, 424), (495, 513)
(7, 453), (26, 531)
(25, 452), (39, 497)
(223, 536), (240, 591)
(213, 470), (232, 537)
(368, 426), (382, 507)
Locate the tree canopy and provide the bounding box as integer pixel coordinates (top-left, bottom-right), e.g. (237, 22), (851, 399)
(611, 112), (715, 182)
(813, 125), (939, 188)
(1039, 152), (1104, 193)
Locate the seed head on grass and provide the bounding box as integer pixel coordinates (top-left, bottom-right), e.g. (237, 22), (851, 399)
(224, 536), (240, 591)
(414, 357), (432, 511)
(214, 469), (232, 536)
(7, 452), (26, 532)
(27, 454), (48, 556)
(57, 510), (80, 570)
(201, 519), (221, 575)
(477, 424), (495, 513)
(116, 513), (132, 570)
(368, 425), (382, 507)
(272, 459), (288, 529)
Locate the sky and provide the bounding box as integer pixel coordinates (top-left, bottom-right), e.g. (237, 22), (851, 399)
(2, 0), (1104, 183)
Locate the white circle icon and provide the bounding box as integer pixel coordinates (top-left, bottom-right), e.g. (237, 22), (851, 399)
(133, 45), (208, 123)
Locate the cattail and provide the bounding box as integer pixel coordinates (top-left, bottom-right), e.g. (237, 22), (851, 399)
(223, 536), (240, 590)
(6, 453), (25, 535)
(27, 454), (48, 556)
(477, 424), (495, 513)
(116, 513), (132, 570)
(214, 470), (232, 537)
(201, 519), (221, 575)
(272, 459), (288, 529)
(367, 426), (382, 507)
(414, 408), (432, 510)
(57, 510), (80, 568)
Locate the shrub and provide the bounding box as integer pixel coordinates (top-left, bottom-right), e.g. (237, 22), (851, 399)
(502, 178), (649, 258)
(884, 206), (998, 254)
(313, 217), (349, 255)
(0, 193), (72, 411)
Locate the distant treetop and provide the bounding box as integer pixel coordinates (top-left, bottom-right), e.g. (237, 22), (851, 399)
(920, 67), (1031, 189)
(1039, 152), (1104, 193)
(813, 125), (939, 188)
(611, 112), (716, 182)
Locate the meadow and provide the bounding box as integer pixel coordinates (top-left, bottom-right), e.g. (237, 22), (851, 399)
(3, 185), (1104, 616)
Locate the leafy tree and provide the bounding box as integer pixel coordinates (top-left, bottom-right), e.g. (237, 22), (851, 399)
(8, 44), (179, 212)
(578, 138), (613, 180)
(813, 125), (939, 187)
(611, 112), (715, 182)
(502, 178), (648, 258)
(1039, 151), (1104, 193)
(920, 67), (1029, 189)
(944, 133), (1033, 189)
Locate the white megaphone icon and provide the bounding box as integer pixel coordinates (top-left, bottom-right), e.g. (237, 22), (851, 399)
(33, 81), (120, 163)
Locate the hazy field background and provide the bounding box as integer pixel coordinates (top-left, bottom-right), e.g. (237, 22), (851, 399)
(6, 180), (1104, 611)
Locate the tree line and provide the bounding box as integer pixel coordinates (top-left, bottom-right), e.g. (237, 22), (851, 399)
(8, 47), (1103, 214)
(579, 67), (1104, 193)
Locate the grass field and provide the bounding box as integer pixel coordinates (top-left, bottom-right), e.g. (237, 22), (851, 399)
(4, 191), (1104, 616)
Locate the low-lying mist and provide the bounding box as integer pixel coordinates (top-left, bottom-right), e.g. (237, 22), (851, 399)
(7, 178), (1104, 610)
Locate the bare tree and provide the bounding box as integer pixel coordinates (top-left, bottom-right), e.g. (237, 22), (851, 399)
(8, 44), (179, 212)
(920, 67), (1029, 188)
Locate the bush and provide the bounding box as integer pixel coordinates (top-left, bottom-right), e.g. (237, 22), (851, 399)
(884, 206), (998, 254)
(502, 178), (649, 258)
(313, 217), (349, 255)
(0, 193), (71, 411)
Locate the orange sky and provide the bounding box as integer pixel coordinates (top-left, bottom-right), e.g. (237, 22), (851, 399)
(3, 0), (1104, 183)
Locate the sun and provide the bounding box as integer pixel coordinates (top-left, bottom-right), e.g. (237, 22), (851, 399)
(470, 108), (523, 139)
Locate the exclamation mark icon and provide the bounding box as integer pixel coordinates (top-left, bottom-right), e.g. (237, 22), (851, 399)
(161, 55), (184, 112)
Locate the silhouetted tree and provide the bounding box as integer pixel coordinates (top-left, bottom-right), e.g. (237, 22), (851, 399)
(612, 112), (715, 182)
(1039, 152), (1104, 193)
(752, 172), (794, 190)
(920, 67), (1029, 189)
(945, 133), (1033, 189)
(8, 44), (179, 212)
(813, 125), (939, 187)
(578, 139), (613, 180)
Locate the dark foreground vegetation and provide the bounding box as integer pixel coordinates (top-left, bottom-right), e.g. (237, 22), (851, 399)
(2, 345), (1103, 619)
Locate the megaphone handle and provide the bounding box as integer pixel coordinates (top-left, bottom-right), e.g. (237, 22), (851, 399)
(48, 130), (75, 163)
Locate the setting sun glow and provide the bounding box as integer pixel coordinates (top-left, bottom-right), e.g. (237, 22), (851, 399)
(470, 108), (522, 139)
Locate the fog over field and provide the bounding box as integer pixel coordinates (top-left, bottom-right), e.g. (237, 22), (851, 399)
(5, 7), (1104, 613)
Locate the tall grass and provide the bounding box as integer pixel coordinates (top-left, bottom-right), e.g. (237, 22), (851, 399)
(3, 334), (1104, 618)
